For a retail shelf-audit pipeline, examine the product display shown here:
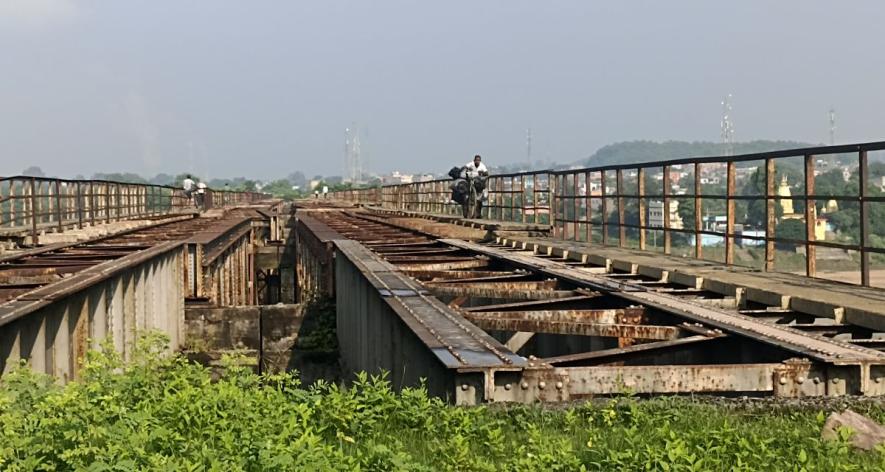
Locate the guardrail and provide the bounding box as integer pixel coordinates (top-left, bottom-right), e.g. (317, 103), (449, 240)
(1, 176), (268, 244)
(329, 141), (885, 288)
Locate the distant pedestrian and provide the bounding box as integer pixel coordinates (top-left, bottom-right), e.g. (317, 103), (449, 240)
(182, 175), (195, 203)
(196, 181), (207, 209)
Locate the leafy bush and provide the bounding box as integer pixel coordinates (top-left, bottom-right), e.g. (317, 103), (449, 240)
(1, 333), (884, 470)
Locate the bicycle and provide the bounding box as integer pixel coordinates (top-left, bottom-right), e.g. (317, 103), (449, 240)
(462, 174), (486, 219)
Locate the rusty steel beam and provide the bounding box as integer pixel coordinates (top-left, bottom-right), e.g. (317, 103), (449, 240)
(401, 270), (521, 281)
(505, 331), (534, 352)
(397, 259), (491, 271)
(429, 285), (577, 301)
(458, 307), (644, 324)
(421, 273), (533, 284)
(462, 313), (682, 340)
(541, 334), (723, 366)
(443, 238), (885, 366)
(459, 295), (600, 312)
(373, 248), (461, 257)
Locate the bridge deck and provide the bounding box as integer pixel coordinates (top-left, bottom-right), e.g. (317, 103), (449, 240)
(292, 205), (885, 401)
(363, 208), (885, 333)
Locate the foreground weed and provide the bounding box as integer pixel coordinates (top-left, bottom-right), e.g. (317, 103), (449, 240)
(1, 333), (885, 470)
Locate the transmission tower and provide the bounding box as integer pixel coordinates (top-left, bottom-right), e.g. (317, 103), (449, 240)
(526, 128), (533, 167)
(829, 107), (836, 145)
(344, 125), (362, 184)
(720, 94), (735, 157)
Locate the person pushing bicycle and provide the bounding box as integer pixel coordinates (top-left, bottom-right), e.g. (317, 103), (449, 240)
(461, 155), (488, 218)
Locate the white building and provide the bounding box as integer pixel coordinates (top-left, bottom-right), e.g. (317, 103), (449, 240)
(647, 200), (684, 230)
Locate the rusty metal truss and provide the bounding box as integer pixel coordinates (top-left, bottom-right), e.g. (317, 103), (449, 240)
(308, 209), (885, 404)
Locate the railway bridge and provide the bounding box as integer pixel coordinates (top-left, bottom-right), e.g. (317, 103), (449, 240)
(5, 141), (885, 405)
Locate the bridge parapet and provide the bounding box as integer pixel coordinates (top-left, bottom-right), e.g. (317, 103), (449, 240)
(0, 175), (269, 247)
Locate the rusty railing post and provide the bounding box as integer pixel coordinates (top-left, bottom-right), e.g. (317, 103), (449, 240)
(89, 182), (96, 226)
(105, 183), (112, 223)
(617, 169), (625, 247)
(765, 158), (776, 271)
(638, 168), (646, 250)
(572, 172), (579, 240)
(585, 171), (592, 243)
(601, 172), (608, 246)
(725, 161), (736, 265)
(663, 165), (671, 254)
(29, 177), (38, 246)
(804, 154), (816, 278)
(533, 173), (540, 224)
(76, 181), (84, 229)
(860, 150), (870, 286)
(8, 179), (17, 229)
(519, 175), (526, 224)
(54, 180), (63, 232)
(694, 163), (702, 259)
(35, 180), (43, 226)
(551, 174), (560, 237)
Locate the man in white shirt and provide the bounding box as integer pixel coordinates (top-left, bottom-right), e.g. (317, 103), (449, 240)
(196, 181), (207, 209)
(461, 155), (489, 217)
(182, 175), (196, 203)
(464, 154), (488, 178)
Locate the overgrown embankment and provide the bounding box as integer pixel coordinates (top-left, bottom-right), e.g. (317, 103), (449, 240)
(1, 334), (884, 471)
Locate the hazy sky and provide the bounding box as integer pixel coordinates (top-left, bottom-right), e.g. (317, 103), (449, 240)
(2, 1), (885, 180)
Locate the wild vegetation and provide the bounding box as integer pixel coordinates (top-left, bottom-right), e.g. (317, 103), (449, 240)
(2, 333), (885, 471)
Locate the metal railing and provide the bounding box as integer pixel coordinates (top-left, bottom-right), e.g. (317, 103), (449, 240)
(329, 141), (885, 287)
(0, 176), (268, 244)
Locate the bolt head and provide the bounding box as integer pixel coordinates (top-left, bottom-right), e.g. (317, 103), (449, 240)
(538, 381), (546, 389)
(813, 377), (821, 384)
(797, 377), (805, 384)
(521, 382), (529, 390)
(876, 378), (883, 384)
(555, 381), (563, 390)
(779, 377), (788, 385)
(832, 378), (840, 384)
(504, 383), (512, 391)
(461, 384), (469, 391)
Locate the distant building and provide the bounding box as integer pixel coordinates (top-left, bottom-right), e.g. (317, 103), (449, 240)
(704, 215), (728, 232)
(775, 176), (830, 241)
(647, 200), (684, 230)
(738, 229), (766, 247)
(824, 199), (839, 213)
(381, 171), (414, 185)
(778, 176), (802, 220)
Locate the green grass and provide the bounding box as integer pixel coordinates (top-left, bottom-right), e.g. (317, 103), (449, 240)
(2, 333), (885, 471)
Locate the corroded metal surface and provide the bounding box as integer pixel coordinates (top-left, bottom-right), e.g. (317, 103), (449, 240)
(0, 203), (279, 383)
(302, 208), (885, 401)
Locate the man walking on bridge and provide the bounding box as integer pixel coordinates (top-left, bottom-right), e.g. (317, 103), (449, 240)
(462, 155), (489, 218)
(182, 175), (195, 204)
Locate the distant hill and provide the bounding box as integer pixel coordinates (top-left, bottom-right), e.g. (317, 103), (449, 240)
(579, 140), (820, 168)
